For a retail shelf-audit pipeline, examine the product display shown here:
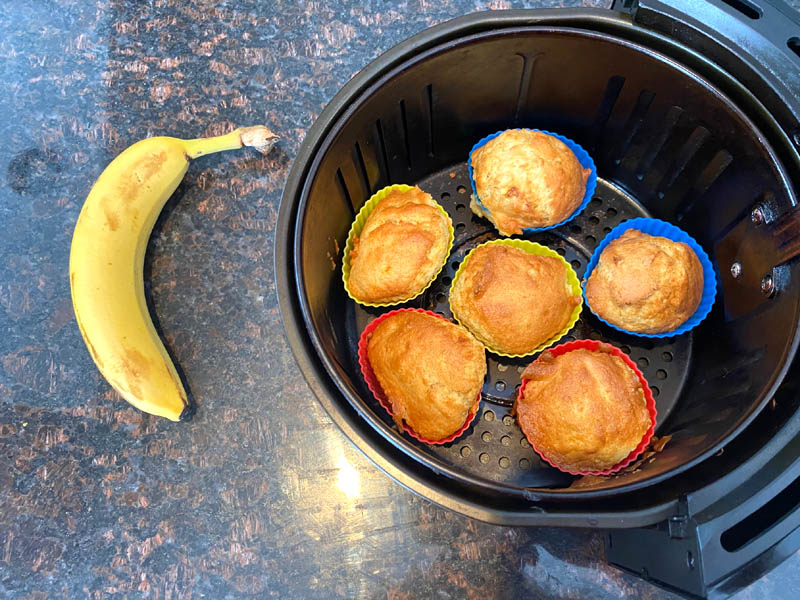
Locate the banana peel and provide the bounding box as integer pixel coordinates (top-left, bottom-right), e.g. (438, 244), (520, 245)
(69, 126), (279, 420)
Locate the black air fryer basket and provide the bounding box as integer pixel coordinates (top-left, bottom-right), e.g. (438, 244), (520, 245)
(276, 1), (800, 597)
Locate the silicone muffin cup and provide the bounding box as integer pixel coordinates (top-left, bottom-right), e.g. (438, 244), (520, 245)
(449, 239), (582, 357)
(582, 217), (717, 338)
(358, 308), (480, 445)
(516, 339), (657, 476)
(467, 128), (597, 234)
(342, 184), (455, 307)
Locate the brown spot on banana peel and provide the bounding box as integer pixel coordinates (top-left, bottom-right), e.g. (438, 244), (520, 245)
(104, 205), (119, 231)
(72, 306), (104, 370)
(116, 150), (169, 204)
(98, 150), (170, 231)
(122, 347), (151, 380)
(85, 337), (103, 369)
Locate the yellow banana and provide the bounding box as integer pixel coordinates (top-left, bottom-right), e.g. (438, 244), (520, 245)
(69, 126), (279, 420)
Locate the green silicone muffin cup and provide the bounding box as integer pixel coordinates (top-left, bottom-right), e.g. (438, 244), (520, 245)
(449, 239), (583, 357)
(342, 184), (455, 307)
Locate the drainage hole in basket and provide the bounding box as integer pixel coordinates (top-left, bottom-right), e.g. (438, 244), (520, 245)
(585, 235), (597, 245)
(441, 192), (450, 201)
(571, 224), (582, 234)
(621, 345), (632, 354)
(460, 446), (471, 458)
(556, 247), (566, 256)
(571, 259), (581, 270)
(656, 369), (667, 380)
(603, 227), (612, 234)
(638, 357), (650, 368)
(455, 223), (466, 232)
(495, 381), (506, 392)
(483, 410), (495, 422)
(456, 202), (465, 212)
(589, 216), (600, 225)
(591, 198), (602, 207)
(503, 415), (514, 427)
(520, 437), (530, 448)
(519, 458), (531, 469)
(442, 276), (452, 286)
(497, 363), (508, 372)
(457, 185), (467, 194)
(452, 261), (460, 270)
(436, 293), (446, 303)
(501, 435), (511, 447)
(651, 386), (660, 397)
(479, 452), (490, 464)
(662, 351), (673, 362)
(607, 207), (617, 217)
(482, 431), (493, 442)
(499, 457), (510, 469)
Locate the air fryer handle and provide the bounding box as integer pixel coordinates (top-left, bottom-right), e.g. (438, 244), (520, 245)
(631, 0), (800, 121)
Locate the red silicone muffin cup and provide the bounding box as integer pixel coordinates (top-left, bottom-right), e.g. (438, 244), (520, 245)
(515, 339), (657, 476)
(358, 308), (480, 445)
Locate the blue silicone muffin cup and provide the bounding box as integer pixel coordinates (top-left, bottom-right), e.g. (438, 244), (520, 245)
(467, 129), (597, 234)
(582, 217), (717, 338)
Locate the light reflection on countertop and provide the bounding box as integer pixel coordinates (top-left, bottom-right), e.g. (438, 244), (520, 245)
(336, 451), (361, 501)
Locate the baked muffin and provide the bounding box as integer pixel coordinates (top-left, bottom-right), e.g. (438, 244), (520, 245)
(516, 347), (651, 472)
(449, 243), (580, 355)
(585, 229), (704, 334)
(366, 311), (486, 441)
(470, 129), (591, 235)
(348, 186), (451, 304)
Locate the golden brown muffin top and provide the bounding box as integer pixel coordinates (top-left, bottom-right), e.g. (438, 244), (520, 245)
(450, 244), (579, 355)
(367, 311), (486, 441)
(516, 348), (650, 472)
(584, 229), (703, 334)
(470, 130), (590, 235)
(349, 186), (451, 304)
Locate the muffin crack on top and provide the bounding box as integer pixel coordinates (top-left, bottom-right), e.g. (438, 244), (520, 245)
(585, 229), (704, 334)
(450, 242), (581, 356)
(516, 347), (651, 473)
(347, 185), (452, 305)
(470, 129), (591, 235)
(365, 311), (486, 442)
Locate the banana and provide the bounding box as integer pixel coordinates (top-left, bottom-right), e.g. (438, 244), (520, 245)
(69, 126), (279, 420)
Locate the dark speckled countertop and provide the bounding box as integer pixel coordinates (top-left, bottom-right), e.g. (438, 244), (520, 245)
(3, 1), (800, 598)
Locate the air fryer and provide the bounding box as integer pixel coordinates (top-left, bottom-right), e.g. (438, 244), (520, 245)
(276, 1), (800, 597)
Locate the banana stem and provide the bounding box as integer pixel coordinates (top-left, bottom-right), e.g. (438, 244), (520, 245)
(181, 126), (279, 159)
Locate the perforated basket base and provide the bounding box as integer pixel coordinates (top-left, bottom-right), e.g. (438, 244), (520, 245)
(344, 164), (693, 489)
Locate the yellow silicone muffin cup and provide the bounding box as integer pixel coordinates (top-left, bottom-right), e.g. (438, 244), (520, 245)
(449, 239), (583, 357)
(342, 184), (455, 307)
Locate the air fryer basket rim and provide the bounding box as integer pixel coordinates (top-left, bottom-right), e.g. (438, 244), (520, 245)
(276, 8), (800, 514)
(295, 27), (799, 497)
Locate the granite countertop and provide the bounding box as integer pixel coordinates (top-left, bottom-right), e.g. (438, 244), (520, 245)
(2, 1), (800, 598)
